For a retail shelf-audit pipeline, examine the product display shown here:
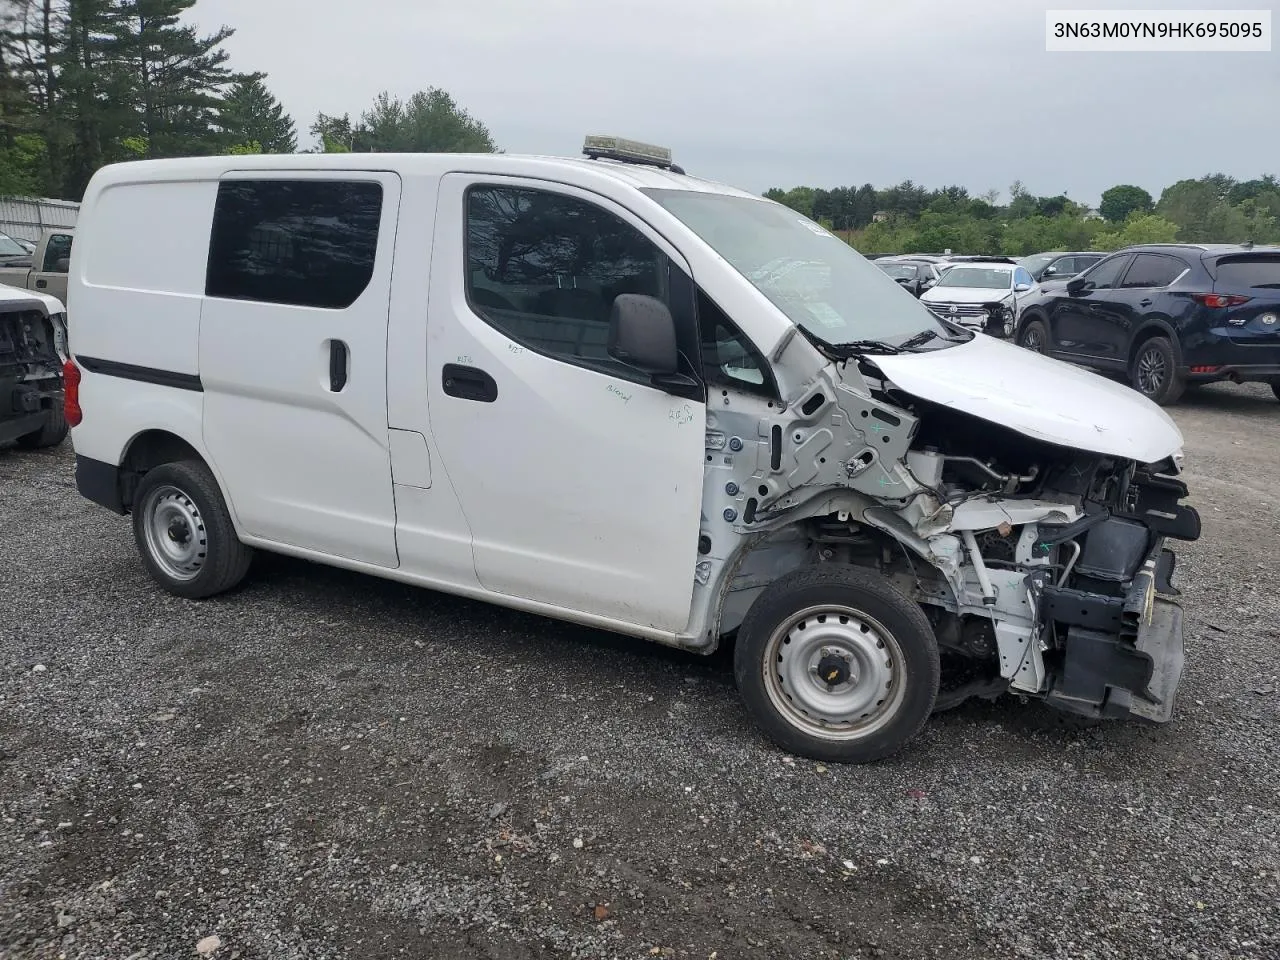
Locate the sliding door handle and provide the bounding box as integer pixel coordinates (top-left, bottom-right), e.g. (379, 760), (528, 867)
(329, 339), (349, 392)
(442, 363), (498, 403)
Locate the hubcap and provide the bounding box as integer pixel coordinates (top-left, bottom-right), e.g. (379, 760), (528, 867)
(1022, 328), (1043, 352)
(762, 604), (907, 741)
(1137, 346), (1166, 395)
(141, 484), (207, 581)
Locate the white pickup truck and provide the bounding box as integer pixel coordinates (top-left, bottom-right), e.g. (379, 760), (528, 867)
(0, 228), (75, 306)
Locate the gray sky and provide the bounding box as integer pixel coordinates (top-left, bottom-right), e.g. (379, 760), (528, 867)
(191, 0), (1279, 205)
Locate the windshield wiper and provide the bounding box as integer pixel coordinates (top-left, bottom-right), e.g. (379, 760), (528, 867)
(899, 330), (940, 350)
(832, 339), (903, 356)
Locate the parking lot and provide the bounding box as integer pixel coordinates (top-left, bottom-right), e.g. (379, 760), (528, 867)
(1, 383), (1278, 960)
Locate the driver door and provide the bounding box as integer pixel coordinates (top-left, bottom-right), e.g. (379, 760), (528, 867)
(1050, 253), (1134, 359)
(424, 174), (707, 634)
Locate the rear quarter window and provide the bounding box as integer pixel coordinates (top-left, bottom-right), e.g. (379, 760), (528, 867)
(1212, 255), (1280, 290)
(206, 180), (383, 309)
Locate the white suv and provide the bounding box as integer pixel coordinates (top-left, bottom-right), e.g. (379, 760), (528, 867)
(920, 260), (1038, 336)
(63, 137), (1200, 763)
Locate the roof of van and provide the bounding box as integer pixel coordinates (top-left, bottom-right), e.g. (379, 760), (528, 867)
(84, 151), (764, 200)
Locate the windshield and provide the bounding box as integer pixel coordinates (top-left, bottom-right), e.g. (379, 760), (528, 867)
(642, 189), (945, 345)
(0, 233), (29, 257)
(1017, 254), (1055, 273)
(876, 262), (917, 280)
(936, 266), (1012, 290)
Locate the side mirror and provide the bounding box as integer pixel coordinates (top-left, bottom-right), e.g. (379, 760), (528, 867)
(1014, 282), (1032, 293)
(1043, 267), (1057, 277)
(1066, 276), (1088, 295)
(608, 294), (678, 375)
(54, 258), (70, 273)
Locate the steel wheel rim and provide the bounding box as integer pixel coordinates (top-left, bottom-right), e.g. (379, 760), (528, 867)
(1021, 328), (1043, 352)
(1137, 346), (1166, 394)
(141, 484), (207, 582)
(762, 604), (908, 741)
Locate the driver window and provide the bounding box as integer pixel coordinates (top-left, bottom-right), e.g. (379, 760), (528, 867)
(1079, 255), (1130, 290)
(696, 289), (776, 399)
(465, 184), (680, 385)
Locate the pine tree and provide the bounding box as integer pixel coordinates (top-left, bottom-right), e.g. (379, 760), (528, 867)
(217, 71), (295, 153)
(111, 0), (234, 158)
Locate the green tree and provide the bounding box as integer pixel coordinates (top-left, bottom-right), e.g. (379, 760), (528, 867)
(0, 132), (45, 194)
(112, 0), (236, 159)
(1091, 213), (1178, 250)
(217, 72), (295, 153)
(311, 88), (497, 155)
(1099, 184), (1154, 223)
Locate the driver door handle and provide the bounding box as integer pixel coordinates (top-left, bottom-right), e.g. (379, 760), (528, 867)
(442, 363), (498, 403)
(1139, 298), (1153, 307)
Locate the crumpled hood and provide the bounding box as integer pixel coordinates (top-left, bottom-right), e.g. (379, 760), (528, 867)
(872, 333), (1184, 464)
(921, 286), (1011, 305)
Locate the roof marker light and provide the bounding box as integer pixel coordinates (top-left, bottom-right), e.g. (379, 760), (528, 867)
(583, 135), (681, 172)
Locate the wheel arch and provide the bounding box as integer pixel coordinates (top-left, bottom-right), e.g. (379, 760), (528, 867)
(1014, 306), (1049, 344)
(1127, 318), (1183, 369)
(117, 428), (242, 532)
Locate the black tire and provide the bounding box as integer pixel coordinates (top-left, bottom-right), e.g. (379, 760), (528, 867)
(131, 459), (253, 599)
(733, 565), (940, 764)
(1017, 318), (1050, 354)
(1130, 336), (1185, 406)
(1271, 382), (1280, 403)
(16, 405), (68, 449)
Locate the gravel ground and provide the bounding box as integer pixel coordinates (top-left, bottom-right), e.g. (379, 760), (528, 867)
(2, 382), (1279, 960)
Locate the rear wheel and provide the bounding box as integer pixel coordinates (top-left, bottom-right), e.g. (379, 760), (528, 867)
(1017, 318), (1049, 353)
(1130, 336), (1185, 406)
(16, 405), (67, 449)
(733, 566), (940, 764)
(131, 459), (253, 599)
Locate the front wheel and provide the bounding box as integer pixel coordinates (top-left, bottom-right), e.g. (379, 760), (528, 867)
(131, 459), (254, 599)
(1130, 336), (1185, 406)
(733, 566), (940, 763)
(1017, 318), (1049, 353)
(1270, 382), (1280, 403)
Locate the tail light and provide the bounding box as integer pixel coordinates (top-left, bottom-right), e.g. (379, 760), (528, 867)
(1192, 293), (1252, 308)
(63, 359), (82, 427)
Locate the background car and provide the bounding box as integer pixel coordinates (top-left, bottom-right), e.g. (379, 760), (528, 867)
(920, 259), (1037, 335)
(874, 257), (944, 297)
(1013, 243), (1280, 405)
(1018, 251), (1105, 283)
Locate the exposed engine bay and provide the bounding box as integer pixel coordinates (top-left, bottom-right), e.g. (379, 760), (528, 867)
(691, 337), (1201, 724)
(1, 304), (67, 446)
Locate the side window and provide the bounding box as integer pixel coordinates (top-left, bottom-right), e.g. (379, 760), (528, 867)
(1014, 267), (1034, 287)
(1120, 253), (1186, 289)
(697, 289), (775, 399)
(465, 184), (675, 381)
(42, 233), (73, 273)
(1079, 255), (1130, 291)
(206, 179), (383, 308)
(1050, 257), (1074, 275)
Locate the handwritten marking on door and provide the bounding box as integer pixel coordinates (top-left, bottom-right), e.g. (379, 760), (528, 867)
(607, 384), (632, 404)
(456, 355), (473, 364)
(669, 404), (695, 426)
(508, 343), (525, 355)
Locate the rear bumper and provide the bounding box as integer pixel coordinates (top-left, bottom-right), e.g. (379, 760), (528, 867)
(75, 454), (126, 515)
(1183, 362), (1280, 384)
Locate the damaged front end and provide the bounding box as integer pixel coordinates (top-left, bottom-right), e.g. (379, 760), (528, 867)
(1, 301), (68, 448)
(699, 332), (1200, 726)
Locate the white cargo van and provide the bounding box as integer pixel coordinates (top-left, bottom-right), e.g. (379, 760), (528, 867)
(64, 138), (1202, 763)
